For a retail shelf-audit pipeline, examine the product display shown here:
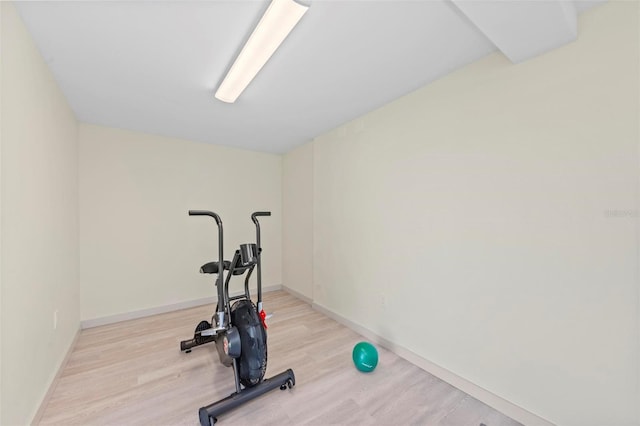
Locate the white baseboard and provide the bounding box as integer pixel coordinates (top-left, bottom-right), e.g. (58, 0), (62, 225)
(32, 327), (81, 425)
(281, 285), (313, 304)
(81, 284), (282, 329)
(311, 301), (554, 426)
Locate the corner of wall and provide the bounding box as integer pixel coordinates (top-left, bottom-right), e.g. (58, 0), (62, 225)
(0, 3), (4, 421)
(636, 3), (640, 421)
(281, 141), (315, 301)
(309, 138), (315, 303)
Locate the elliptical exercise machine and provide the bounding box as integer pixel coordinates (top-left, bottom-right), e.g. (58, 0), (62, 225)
(181, 210), (295, 426)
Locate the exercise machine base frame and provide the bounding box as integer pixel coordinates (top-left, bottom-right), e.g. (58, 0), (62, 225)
(198, 369), (296, 426)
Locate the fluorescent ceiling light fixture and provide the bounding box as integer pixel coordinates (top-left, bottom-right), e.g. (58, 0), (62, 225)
(214, 0), (309, 103)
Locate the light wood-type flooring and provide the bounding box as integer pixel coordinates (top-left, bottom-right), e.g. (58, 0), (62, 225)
(38, 291), (522, 426)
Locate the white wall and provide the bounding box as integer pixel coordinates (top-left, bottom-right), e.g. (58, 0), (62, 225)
(1, 2), (80, 424)
(0, 4), (4, 421)
(78, 124), (282, 322)
(285, 3), (639, 426)
(282, 143), (313, 300)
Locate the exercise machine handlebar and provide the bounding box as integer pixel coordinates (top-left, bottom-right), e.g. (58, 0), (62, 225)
(189, 210), (222, 225)
(188, 210), (225, 316)
(251, 211), (271, 222)
(250, 212), (270, 305)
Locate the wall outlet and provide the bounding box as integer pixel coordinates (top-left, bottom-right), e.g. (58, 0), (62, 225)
(53, 310), (58, 330)
(380, 293), (388, 308)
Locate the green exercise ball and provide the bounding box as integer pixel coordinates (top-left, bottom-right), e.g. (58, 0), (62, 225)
(352, 341), (378, 373)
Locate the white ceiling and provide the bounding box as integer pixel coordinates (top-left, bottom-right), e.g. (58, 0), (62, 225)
(15, 0), (604, 154)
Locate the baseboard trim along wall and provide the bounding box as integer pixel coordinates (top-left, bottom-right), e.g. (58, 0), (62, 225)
(311, 301), (555, 426)
(281, 285), (313, 304)
(81, 284), (283, 329)
(31, 328), (81, 425)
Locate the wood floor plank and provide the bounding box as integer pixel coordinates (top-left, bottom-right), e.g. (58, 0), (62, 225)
(38, 291), (521, 426)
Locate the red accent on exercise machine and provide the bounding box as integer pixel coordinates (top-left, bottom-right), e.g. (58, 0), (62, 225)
(259, 309), (268, 329)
